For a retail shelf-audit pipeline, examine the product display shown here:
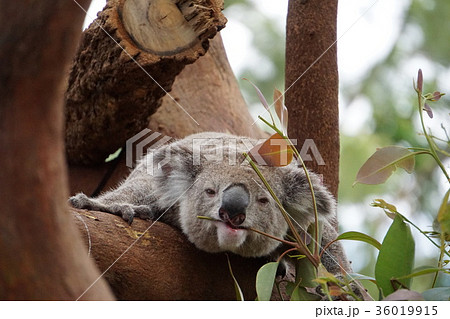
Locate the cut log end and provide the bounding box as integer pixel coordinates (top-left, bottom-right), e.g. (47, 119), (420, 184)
(120, 0), (226, 55)
(65, 0), (226, 165)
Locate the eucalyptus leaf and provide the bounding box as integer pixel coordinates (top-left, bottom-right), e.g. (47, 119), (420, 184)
(422, 287), (450, 301)
(255, 262), (279, 301)
(105, 147), (122, 163)
(273, 88), (288, 135)
(395, 267), (449, 281)
(248, 133), (294, 167)
(354, 146), (415, 185)
(336, 231), (382, 250)
(346, 273), (377, 284)
(244, 78), (275, 125)
(295, 255), (317, 288)
(423, 103), (433, 118)
(375, 214), (415, 297)
(437, 188), (450, 240)
(382, 289), (424, 301)
(371, 199), (398, 219)
(285, 282), (321, 301)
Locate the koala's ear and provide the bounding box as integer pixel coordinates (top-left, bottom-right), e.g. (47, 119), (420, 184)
(281, 166), (336, 225)
(151, 143), (203, 205)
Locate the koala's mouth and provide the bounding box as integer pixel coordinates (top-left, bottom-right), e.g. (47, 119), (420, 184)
(197, 215), (247, 232)
(203, 217), (246, 231)
(223, 219), (245, 230)
(218, 208), (246, 229)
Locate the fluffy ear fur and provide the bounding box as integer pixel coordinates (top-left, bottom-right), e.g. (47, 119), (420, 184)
(281, 165), (336, 226)
(151, 143), (203, 207)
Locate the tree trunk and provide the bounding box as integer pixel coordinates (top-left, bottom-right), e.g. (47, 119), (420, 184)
(65, 0), (227, 165)
(0, 1), (114, 300)
(148, 33), (265, 139)
(68, 34), (264, 198)
(285, 0), (340, 199)
(72, 208), (263, 300)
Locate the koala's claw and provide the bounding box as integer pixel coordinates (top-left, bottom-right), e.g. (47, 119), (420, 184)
(69, 193), (155, 225)
(69, 193), (94, 210)
(117, 205), (135, 225)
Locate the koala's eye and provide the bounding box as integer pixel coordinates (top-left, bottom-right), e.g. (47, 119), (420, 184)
(258, 197), (270, 204)
(205, 188), (216, 197)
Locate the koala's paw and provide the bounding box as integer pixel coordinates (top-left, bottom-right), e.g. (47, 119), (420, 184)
(69, 193), (153, 225)
(108, 204), (136, 225)
(69, 193), (98, 210)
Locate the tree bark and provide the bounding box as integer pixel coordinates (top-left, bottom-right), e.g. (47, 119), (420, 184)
(0, 1), (114, 300)
(72, 208), (263, 300)
(65, 0), (227, 165)
(68, 34), (265, 196)
(148, 34), (265, 139)
(285, 0), (340, 199)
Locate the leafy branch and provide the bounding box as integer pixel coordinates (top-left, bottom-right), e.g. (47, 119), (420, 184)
(350, 69), (450, 300)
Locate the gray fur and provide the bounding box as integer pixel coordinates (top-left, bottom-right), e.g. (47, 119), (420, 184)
(70, 132), (350, 272)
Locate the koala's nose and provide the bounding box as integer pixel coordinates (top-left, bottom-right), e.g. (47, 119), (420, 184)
(219, 184), (249, 226)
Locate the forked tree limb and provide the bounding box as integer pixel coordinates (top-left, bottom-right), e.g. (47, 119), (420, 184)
(71, 208), (263, 300)
(65, 0), (226, 165)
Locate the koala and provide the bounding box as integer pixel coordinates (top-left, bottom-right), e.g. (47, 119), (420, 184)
(70, 132), (351, 275)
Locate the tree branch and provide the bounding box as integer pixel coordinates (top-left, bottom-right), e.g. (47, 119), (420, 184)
(71, 208), (264, 300)
(65, 0), (227, 165)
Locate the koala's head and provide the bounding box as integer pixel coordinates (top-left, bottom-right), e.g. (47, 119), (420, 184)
(152, 140), (335, 258)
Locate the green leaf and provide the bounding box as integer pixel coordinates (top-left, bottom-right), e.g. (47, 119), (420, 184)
(105, 147), (122, 163)
(255, 262), (278, 301)
(346, 273), (377, 284)
(371, 199), (398, 217)
(375, 214), (415, 297)
(354, 146), (416, 185)
(226, 255), (244, 301)
(336, 231), (382, 250)
(395, 267), (449, 281)
(285, 282), (321, 301)
(295, 256), (317, 288)
(437, 188), (450, 240)
(422, 287), (450, 301)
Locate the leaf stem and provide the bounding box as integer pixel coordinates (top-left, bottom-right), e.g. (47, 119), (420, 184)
(431, 232), (447, 288)
(244, 153), (319, 267)
(417, 92), (450, 183)
(198, 215), (298, 249)
(277, 247), (300, 263)
(258, 116), (321, 258)
(247, 227), (297, 247)
(399, 213), (450, 258)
